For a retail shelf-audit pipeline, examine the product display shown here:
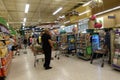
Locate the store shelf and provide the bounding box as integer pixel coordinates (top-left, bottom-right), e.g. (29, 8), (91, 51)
(112, 64), (120, 70)
(0, 51), (13, 77)
(111, 28), (120, 70)
(76, 33), (91, 60)
(77, 53), (90, 61)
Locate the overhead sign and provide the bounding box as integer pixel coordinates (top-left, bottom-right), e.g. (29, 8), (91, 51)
(108, 16), (115, 19)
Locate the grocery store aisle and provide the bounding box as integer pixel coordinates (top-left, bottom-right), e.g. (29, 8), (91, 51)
(6, 49), (120, 80)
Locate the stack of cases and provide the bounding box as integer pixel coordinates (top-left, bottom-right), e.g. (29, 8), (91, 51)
(113, 29), (120, 66)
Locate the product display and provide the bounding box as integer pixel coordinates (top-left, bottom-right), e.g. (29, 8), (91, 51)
(67, 34), (76, 55)
(60, 34), (67, 43)
(76, 33), (92, 60)
(92, 34), (100, 49)
(111, 28), (120, 70)
(0, 32), (13, 79)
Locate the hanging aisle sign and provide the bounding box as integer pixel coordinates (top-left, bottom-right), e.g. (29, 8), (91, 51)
(108, 16), (116, 19)
(89, 0), (103, 8)
(78, 18), (89, 32)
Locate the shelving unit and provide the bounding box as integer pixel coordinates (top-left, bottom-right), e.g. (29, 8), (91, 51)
(111, 28), (120, 70)
(60, 33), (76, 57)
(76, 33), (91, 60)
(0, 51), (13, 77)
(0, 32), (13, 80)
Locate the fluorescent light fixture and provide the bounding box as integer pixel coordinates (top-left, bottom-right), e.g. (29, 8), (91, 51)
(82, 1), (92, 7)
(95, 6), (120, 16)
(23, 23), (25, 26)
(23, 18), (26, 22)
(75, 25), (77, 27)
(25, 4), (30, 13)
(79, 10), (91, 16)
(64, 20), (70, 24)
(53, 7), (63, 15)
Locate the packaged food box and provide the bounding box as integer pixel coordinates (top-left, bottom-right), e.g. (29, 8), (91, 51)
(113, 58), (118, 65)
(117, 58), (120, 66)
(0, 42), (4, 46)
(0, 69), (3, 77)
(0, 47), (8, 57)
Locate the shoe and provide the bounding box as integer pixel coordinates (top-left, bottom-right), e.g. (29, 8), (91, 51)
(45, 67), (52, 70)
(51, 57), (54, 60)
(43, 64), (45, 67)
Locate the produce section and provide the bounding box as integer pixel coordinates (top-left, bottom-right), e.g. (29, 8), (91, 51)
(0, 17), (13, 80)
(0, 33), (13, 79)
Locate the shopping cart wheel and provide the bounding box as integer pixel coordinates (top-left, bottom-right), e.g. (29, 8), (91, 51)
(72, 54), (74, 56)
(57, 57), (60, 60)
(90, 61), (93, 64)
(101, 63), (104, 67)
(55, 55), (57, 58)
(42, 59), (44, 62)
(36, 59), (39, 62)
(34, 63), (36, 67)
(0, 77), (5, 80)
(65, 54), (69, 57)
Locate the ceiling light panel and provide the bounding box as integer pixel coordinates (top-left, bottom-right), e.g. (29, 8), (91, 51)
(79, 10), (91, 16)
(25, 4), (30, 13)
(23, 18), (27, 22)
(53, 7), (63, 15)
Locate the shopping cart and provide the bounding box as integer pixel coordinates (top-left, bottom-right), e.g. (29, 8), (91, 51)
(30, 44), (44, 67)
(90, 45), (109, 67)
(13, 44), (21, 56)
(23, 44), (27, 54)
(54, 43), (68, 59)
(16, 43), (22, 55)
(14, 38), (23, 56)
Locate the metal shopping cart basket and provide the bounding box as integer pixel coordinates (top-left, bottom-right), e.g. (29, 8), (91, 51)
(54, 43), (68, 59)
(90, 45), (109, 67)
(30, 44), (44, 67)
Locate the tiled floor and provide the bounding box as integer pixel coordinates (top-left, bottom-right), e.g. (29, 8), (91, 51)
(6, 49), (120, 80)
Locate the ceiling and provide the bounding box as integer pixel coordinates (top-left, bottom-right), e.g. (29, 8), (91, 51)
(0, 0), (89, 29)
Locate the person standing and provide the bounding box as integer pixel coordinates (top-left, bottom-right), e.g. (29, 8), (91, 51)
(29, 36), (32, 46)
(104, 29), (111, 64)
(41, 29), (53, 70)
(9, 36), (15, 51)
(23, 37), (28, 49)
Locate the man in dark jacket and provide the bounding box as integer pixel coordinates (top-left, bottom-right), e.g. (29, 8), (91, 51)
(41, 29), (53, 70)
(104, 29), (111, 64)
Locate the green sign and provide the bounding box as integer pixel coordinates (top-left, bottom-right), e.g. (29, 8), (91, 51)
(9, 26), (17, 35)
(0, 17), (8, 28)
